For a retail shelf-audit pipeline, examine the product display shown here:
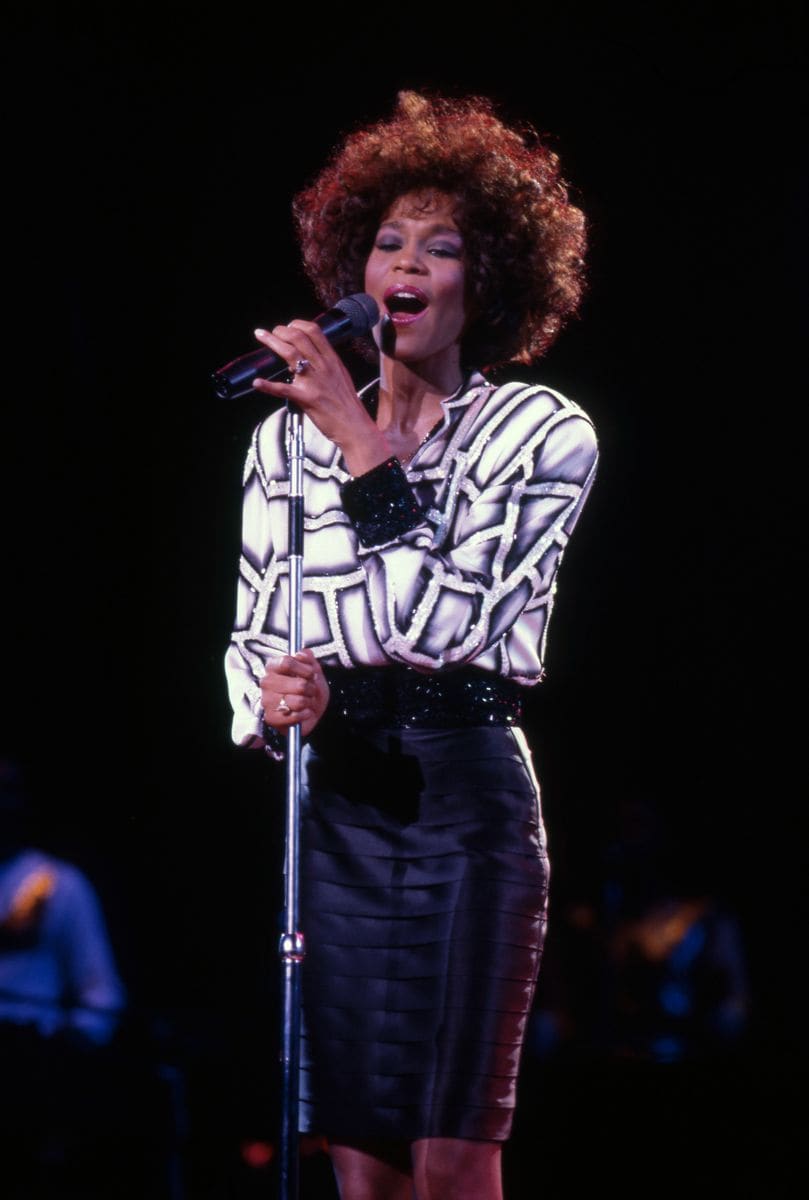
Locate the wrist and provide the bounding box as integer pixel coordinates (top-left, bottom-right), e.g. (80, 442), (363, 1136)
(341, 429), (392, 478)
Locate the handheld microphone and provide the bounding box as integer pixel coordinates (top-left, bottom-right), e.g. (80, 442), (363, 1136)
(211, 292), (379, 401)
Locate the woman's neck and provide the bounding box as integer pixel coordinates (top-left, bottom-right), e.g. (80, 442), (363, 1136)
(376, 355), (464, 435)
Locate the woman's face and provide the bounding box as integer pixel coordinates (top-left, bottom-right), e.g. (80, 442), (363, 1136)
(364, 190), (467, 375)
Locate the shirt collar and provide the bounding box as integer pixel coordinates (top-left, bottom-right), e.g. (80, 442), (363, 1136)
(359, 369), (490, 413)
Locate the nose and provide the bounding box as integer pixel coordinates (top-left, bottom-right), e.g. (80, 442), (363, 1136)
(394, 243), (426, 274)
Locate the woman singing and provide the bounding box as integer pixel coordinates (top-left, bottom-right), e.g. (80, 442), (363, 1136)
(225, 90), (598, 1200)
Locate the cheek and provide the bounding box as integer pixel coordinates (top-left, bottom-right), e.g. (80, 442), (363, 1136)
(446, 273), (468, 333)
(363, 253), (382, 294)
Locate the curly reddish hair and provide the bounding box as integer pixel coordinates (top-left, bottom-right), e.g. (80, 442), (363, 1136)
(292, 90), (587, 368)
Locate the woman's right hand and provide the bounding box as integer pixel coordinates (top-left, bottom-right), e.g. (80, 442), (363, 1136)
(250, 321), (391, 477)
(259, 648), (330, 739)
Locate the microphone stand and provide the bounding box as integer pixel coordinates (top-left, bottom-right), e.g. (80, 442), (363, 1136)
(278, 399), (305, 1200)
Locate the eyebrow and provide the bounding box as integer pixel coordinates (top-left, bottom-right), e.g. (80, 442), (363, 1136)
(377, 219), (463, 238)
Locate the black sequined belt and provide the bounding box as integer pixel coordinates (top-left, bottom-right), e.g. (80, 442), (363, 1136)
(321, 665), (525, 729)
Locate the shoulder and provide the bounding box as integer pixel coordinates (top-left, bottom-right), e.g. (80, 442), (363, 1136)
(249, 407), (289, 483)
(473, 378), (598, 479)
(0, 850), (96, 917)
(44, 858), (101, 907)
(485, 379), (596, 433)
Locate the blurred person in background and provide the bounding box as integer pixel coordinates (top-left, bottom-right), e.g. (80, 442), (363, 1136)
(0, 754), (127, 1196)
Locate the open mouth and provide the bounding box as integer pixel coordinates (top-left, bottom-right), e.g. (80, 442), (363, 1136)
(384, 288), (429, 324)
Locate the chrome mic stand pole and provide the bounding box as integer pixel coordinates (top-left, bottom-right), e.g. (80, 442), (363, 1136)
(279, 399), (305, 1200)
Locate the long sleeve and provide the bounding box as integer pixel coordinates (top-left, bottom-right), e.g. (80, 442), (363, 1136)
(224, 378), (598, 746)
(341, 382), (598, 678)
(224, 419), (285, 747)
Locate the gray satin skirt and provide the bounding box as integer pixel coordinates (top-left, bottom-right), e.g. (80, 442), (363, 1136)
(298, 724), (549, 1143)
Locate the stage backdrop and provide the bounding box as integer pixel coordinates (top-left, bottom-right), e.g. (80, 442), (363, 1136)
(2, 5), (805, 1195)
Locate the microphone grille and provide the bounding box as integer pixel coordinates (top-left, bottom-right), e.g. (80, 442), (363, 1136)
(335, 292), (380, 335)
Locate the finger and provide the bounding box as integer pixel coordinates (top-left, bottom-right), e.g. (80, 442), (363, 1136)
(277, 654), (316, 680)
(260, 679), (314, 705)
(273, 692), (303, 716)
(262, 661), (313, 686)
(263, 692), (311, 722)
(280, 322), (328, 360)
(261, 667), (317, 695)
(267, 700), (316, 726)
(251, 371), (316, 402)
(261, 691), (318, 726)
(297, 648), (328, 682)
(252, 376), (295, 399)
(254, 327), (298, 362)
(287, 319), (351, 359)
(259, 656), (312, 683)
(295, 650), (328, 693)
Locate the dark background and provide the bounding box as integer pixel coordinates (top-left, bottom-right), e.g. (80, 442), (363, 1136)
(2, 4), (806, 1197)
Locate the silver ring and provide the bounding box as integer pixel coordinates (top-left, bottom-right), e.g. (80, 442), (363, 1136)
(293, 358), (311, 376)
(276, 696), (292, 715)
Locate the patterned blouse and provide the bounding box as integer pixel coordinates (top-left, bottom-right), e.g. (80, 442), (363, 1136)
(225, 370), (598, 746)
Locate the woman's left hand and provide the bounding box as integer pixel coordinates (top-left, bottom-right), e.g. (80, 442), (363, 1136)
(259, 648), (330, 739)
(251, 321), (390, 476)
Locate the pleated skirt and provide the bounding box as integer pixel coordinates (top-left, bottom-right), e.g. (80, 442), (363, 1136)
(298, 723), (550, 1143)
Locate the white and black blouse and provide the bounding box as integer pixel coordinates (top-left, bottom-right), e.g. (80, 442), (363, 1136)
(225, 371), (598, 746)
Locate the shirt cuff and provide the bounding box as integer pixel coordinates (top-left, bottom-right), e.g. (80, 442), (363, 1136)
(340, 457), (423, 548)
(233, 710), (264, 747)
